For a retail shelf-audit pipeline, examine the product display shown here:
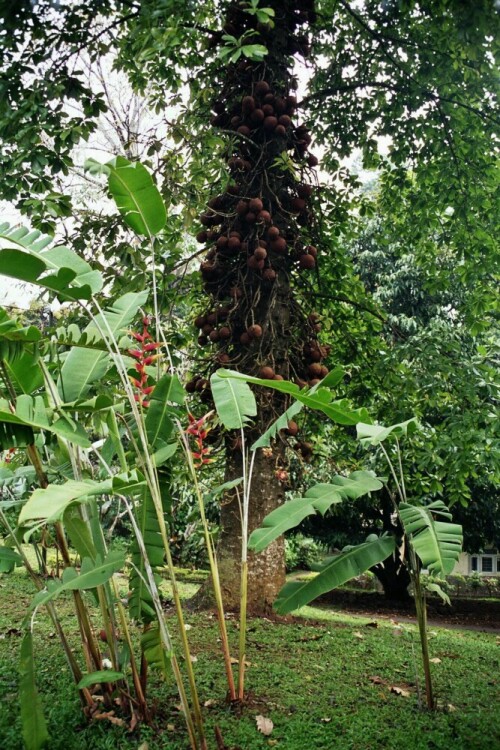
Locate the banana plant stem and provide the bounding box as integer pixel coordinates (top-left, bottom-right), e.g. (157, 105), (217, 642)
(177, 425), (236, 701)
(111, 579), (150, 721)
(238, 560), (248, 700)
(410, 562), (434, 709)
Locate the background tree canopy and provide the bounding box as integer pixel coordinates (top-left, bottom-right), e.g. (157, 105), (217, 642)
(0, 0), (498, 605)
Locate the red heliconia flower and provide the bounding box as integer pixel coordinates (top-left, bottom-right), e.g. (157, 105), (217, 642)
(128, 318), (162, 407)
(185, 411), (214, 468)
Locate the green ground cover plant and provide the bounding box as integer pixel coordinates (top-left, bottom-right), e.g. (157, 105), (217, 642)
(1, 568), (499, 750)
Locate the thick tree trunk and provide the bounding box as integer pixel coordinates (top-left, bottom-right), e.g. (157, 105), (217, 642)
(190, 0), (318, 613)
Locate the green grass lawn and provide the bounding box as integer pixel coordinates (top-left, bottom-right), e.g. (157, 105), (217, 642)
(0, 568), (499, 750)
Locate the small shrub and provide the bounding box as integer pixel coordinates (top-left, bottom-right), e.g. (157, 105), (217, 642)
(285, 534), (326, 572)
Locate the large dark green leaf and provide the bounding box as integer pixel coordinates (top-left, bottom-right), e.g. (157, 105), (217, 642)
(30, 550), (125, 609)
(399, 501), (463, 576)
(129, 488), (165, 623)
(0, 395), (90, 449)
(141, 625), (171, 679)
(19, 473), (145, 537)
(216, 369), (370, 425)
(248, 471), (383, 553)
(0, 545), (23, 573)
(145, 374), (184, 450)
(86, 156), (167, 236)
(274, 535), (396, 614)
(211, 371), (257, 429)
(58, 290), (148, 402)
(19, 631), (49, 750)
(356, 418), (420, 446)
(0, 222), (102, 300)
(77, 670), (125, 689)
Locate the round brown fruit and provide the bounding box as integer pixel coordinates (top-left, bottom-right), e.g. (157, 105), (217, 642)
(254, 246), (267, 260)
(308, 362), (323, 378)
(242, 95), (255, 113)
(196, 230), (208, 243)
(286, 420), (299, 437)
(275, 124), (287, 137)
(308, 378), (321, 387)
(297, 183), (313, 199)
(306, 245), (318, 258)
(218, 353), (231, 364)
(264, 116), (278, 131)
(249, 197), (263, 213)
(194, 314), (205, 328)
(270, 237), (287, 254)
(259, 366), (275, 379)
(186, 378), (198, 393)
(237, 125), (251, 137)
(209, 329), (220, 343)
(197, 335), (208, 346)
(307, 153), (319, 167)
(267, 226), (280, 240)
(231, 115), (242, 128)
(291, 197), (306, 213)
(202, 323), (212, 336)
(248, 324), (263, 338)
(320, 365), (329, 378)
(236, 199), (248, 215)
(246, 211), (257, 223)
(278, 114), (292, 128)
(227, 236), (241, 251)
(228, 157), (244, 170)
(258, 210), (272, 224)
(275, 96), (286, 114)
(299, 253), (316, 269)
(240, 332), (251, 345)
(274, 374), (284, 381)
(262, 268), (276, 282)
(216, 235), (228, 249)
(255, 80), (270, 96)
(262, 103), (275, 117)
(250, 108), (265, 124)
(219, 326), (231, 340)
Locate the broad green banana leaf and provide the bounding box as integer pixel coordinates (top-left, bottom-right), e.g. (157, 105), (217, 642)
(274, 535), (396, 614)
(399, 501), (463, 576)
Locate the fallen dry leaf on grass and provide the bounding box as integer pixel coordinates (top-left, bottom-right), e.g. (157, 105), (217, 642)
(390, 686), (410, 698)
(230, 656), (251, 666)
(368, 675), (385, 685)
(353, 631), (364, 639)
(256, 715), (274, 736)
(92, 710), (126, 727)
(430, 657), (442, 664)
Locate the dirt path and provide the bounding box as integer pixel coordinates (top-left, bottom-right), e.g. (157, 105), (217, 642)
(316, 589), (500, 633)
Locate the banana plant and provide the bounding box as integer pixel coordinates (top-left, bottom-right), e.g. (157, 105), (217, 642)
(219, 371), (463, 710)
(357, 419), (463, 709)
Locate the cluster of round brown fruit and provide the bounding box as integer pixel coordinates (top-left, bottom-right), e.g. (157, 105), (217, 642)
(188, 0), (327, 431)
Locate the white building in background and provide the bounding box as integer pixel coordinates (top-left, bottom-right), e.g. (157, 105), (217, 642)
(454, 549), (500, 576)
